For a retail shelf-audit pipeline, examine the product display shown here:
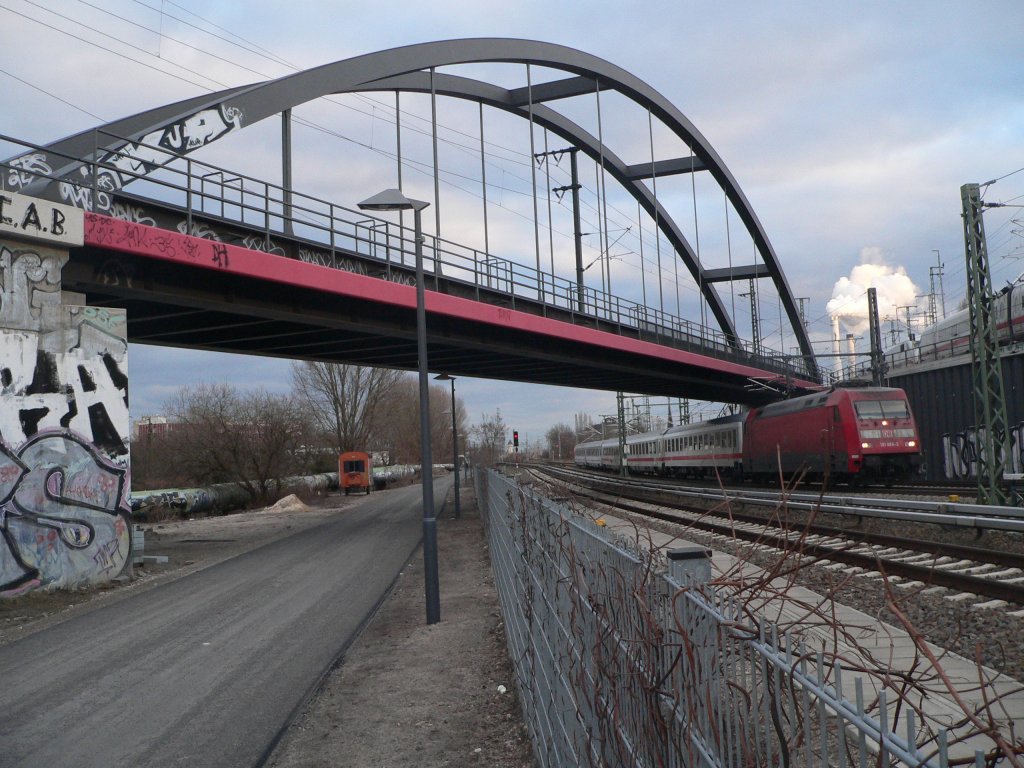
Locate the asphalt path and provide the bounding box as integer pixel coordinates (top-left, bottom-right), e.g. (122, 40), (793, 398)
(0, 476), (452, 768)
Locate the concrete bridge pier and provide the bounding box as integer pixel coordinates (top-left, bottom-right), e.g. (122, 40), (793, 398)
(0, 193), (131, 597)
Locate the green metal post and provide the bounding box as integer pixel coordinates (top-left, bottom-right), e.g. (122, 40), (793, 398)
(961, 183), (1011, 506)
(867, 287), (887, 386)
(616, 391), (627, 477)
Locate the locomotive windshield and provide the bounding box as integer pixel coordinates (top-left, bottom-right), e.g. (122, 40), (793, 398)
(853, 400), (910, 420)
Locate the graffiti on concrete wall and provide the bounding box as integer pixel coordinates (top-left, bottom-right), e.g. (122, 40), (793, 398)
(0, 261), (129, 454)
(1, 243), (131, 594)
(942, 423), (1024, 481)
(1, 431), (130, 595)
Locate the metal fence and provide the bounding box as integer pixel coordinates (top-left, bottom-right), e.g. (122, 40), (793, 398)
(475, 469), (970, 768)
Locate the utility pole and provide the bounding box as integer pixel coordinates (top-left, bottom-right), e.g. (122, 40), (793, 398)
(897, 304), (917, 341)
(616, 391), (627, 477)
(932, 250), (946, 319)
(739, 280), (761, 355)
(797, 297), (810, 330)
(961, 183), (1011, 505)
(867, 287), (887, 386)
(928, 265), (940, 325)
(549, 147), (584, 313)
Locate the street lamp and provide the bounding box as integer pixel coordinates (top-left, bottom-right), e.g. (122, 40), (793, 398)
(434, 373), (460, 519)
(358, 188), (439, 625)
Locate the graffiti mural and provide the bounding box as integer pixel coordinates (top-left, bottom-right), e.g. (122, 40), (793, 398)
(6, 153), (53, 192)
(942, 423), (1024, 481)
(238, 233), (285, 257)
(109, 202), (156, 227)
(1, 431), (130, 595)
(176, 220), (222, 241)
(21, 104), (244, 213)
(297, 247), (333, 267)
(1, 242), (131, 595)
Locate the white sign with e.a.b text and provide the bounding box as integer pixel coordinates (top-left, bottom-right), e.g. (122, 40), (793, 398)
(0, 192), (84, 247)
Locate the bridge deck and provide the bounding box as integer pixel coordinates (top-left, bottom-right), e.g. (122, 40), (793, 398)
(72, 213), (818, 403)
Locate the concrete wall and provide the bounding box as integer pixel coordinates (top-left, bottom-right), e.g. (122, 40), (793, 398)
(0, 236), (131, 596)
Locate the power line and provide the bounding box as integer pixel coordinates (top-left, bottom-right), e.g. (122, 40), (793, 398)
(0, 64), (104, 120)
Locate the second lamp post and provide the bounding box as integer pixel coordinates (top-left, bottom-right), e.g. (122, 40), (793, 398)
(434, 373), (460, 519)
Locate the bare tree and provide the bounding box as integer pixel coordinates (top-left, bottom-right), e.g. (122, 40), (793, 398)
(291, 361), (407, 454)
(131, 430), (180, 490)
(371, 378), (461, 465)
(470, 409), (508, 467)
(574, 411), (599, 441)
(372, 376), (420, 464)
(164, 383), (313, 505)
(545, 422), (577, 460)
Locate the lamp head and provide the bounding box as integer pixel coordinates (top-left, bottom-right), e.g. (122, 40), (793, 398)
(358, 188), (430, 212)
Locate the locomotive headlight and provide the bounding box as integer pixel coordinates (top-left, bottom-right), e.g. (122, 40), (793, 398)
(908, 440), (916, 447)
(881, 420), (888, 426)
(861, 442), (870, 449)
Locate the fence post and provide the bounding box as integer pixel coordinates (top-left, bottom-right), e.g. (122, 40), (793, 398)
(667, 545), (712, 583)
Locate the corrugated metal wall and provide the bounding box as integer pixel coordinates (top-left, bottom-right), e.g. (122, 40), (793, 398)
(889, 351), (1024, 481)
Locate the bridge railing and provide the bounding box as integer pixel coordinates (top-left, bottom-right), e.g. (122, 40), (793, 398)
(1, 131), (817, 382)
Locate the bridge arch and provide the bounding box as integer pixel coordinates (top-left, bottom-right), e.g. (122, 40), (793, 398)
(20, 38), (817, 376)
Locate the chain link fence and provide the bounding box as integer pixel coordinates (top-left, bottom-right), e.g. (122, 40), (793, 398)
(474, 469), (1000, 768)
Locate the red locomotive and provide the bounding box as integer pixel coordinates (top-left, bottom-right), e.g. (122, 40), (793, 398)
(743, 385), (920, 483)
(576, 384), (922, 485)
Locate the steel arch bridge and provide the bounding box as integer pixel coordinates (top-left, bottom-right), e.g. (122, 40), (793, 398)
(16, 37), (818, 379)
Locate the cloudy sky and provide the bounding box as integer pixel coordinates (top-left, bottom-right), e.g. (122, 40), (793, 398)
(3, 1), (1022, 448)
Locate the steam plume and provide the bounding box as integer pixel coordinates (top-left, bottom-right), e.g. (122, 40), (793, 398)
(825, 247), (921, 337)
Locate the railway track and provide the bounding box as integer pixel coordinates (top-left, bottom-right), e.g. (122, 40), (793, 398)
(544, 461), (983, 501)
(530, 465), (1024, 607)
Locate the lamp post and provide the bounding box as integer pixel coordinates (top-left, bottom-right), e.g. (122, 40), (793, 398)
(434, 374), (461, 519)
(358, 188), (439, 625)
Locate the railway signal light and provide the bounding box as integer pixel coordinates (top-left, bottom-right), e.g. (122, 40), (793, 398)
(513, 430), (519, 451)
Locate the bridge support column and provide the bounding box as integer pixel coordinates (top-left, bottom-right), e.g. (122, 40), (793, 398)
(0, 194), (131, 597)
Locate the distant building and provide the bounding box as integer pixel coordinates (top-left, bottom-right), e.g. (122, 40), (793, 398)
(134, 416), (176, 440)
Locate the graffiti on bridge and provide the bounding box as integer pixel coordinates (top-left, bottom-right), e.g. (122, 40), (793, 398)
(0, 430), (130, 596)
(942, 423), (1024, 481)
(1, 243), (131, 595)
(6, 105), (242, 212)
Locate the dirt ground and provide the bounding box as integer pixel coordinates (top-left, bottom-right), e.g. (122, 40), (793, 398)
(267, 485), (535, 768)
(0, 481), (537, 768)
